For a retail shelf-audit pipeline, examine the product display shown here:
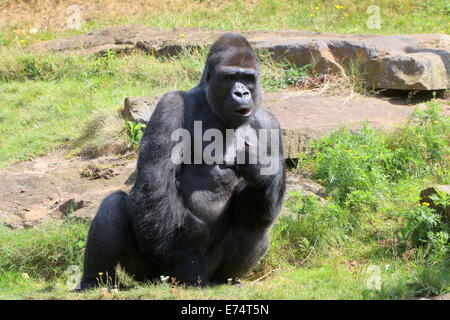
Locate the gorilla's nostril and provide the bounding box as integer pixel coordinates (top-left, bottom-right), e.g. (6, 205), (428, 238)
(234, 91), (243, 98)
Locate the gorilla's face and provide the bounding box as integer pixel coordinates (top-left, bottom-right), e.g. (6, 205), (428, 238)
(205, 58), (261, 128)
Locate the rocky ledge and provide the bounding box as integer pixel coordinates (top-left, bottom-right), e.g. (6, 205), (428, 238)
(29, 25), (450, 91)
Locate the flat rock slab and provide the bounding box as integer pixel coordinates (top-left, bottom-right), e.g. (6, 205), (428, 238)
(29, 25), (450, 90)
(265, 91), (419, 158)
(123, 90), (432, 158)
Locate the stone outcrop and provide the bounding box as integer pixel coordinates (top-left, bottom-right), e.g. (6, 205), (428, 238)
(122, 96), (159, 124)
(29, 25), (450, 91)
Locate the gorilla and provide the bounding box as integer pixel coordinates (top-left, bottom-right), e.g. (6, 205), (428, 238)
(79, 33), (286, 290)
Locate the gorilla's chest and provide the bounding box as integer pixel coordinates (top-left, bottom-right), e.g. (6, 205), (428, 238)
(179, 164), (239, 224)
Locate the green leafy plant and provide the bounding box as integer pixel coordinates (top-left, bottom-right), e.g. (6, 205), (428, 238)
(126, 121), (146, 148)
(91, 49), (117, 76)
(429, 189), (450, 211)
(311, 123), (391, 202)
(282, 61), (312, 86)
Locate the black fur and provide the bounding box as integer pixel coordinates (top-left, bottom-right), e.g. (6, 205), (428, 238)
(79, 33), (286, 290)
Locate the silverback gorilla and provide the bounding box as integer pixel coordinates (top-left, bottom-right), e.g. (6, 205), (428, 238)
(79, 33), (286, 290)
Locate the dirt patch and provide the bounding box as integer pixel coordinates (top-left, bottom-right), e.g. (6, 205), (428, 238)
(0, 153), (136, 227)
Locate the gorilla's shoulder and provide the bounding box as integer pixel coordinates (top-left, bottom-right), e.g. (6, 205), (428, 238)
(151, 90), (190, 122)
(157, 90), (187, 109)
(253, 108), (281, 130)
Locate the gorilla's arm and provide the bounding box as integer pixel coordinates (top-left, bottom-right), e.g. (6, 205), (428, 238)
(129, 92), (208, 280)
(231, 110), (286, 228)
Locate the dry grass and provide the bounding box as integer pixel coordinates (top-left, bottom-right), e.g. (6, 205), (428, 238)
(1, 0), (447, 41)
(306, 72), (371, 99)
(68, 107), (131, 159)
(0, 0), (227, 31)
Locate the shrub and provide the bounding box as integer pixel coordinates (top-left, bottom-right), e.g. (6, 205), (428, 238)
(311, 123), (391, 202)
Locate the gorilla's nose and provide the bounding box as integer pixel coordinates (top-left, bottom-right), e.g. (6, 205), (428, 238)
(232, 83), (251, 104)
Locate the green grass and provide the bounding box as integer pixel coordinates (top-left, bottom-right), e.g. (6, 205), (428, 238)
(0, 220), (88, 280)
(0, 50), (204, 167)
(0, 265), (366, 300)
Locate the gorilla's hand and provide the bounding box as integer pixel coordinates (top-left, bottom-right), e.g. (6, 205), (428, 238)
(234, 142), (269, 188)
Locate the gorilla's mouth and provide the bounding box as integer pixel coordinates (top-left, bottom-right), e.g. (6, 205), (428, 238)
(235, 107), (251, 116)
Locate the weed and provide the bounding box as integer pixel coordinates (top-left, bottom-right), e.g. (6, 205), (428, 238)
(126, 121), (146, 148)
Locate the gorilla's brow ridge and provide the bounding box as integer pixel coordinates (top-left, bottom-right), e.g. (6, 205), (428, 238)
(221, 48), (258, 69)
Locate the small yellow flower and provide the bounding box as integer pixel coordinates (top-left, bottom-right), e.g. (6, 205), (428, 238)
(314, 6), (319, 11)
(344, 13), (348, 17)
(19, 39), (25, 44)
(310, 13), (314, 17)
(179, 34), (186, 37)
(421, 202), (430, 206)
(433, 121), (440, 124)
(335, 4), (344, 10)
(98, 272), (103, 276)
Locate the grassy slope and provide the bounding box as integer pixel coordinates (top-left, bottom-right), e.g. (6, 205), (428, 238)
(0, 0), (449, 299)
(0, 52), (206, 167)
(0, 0), (449, 167)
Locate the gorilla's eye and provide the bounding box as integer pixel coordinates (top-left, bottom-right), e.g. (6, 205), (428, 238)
(223, 73), (255, 83)
(224, 74), (239, 82)
(241, 74), (255, 82)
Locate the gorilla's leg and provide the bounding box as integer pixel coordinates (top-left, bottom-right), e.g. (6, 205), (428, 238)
(79, 191), (140, 290)
(209, 225), (269, 283)
(162, 248), (209, 286)
(136, 213), (210, 286)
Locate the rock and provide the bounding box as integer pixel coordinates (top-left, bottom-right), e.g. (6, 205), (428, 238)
(417, 293), (450, 300)
(420, 185), (450, 222)
(122, 96), (159, 123)
(124, 170), (137, 186)
(286, 172), (328, 199)
(4, 220), (40, 229)
(125, 90), (419, 158)
(280, 172), (328, 217)
(29, 26), (450, 90)
(253, 33), (449, 90)
(81, 163), (120, 180)
(430, 293), (450, 300)
(56, 198), (92, 216)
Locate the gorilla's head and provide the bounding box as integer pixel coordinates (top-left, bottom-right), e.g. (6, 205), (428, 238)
(200, 33), (262, 128)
